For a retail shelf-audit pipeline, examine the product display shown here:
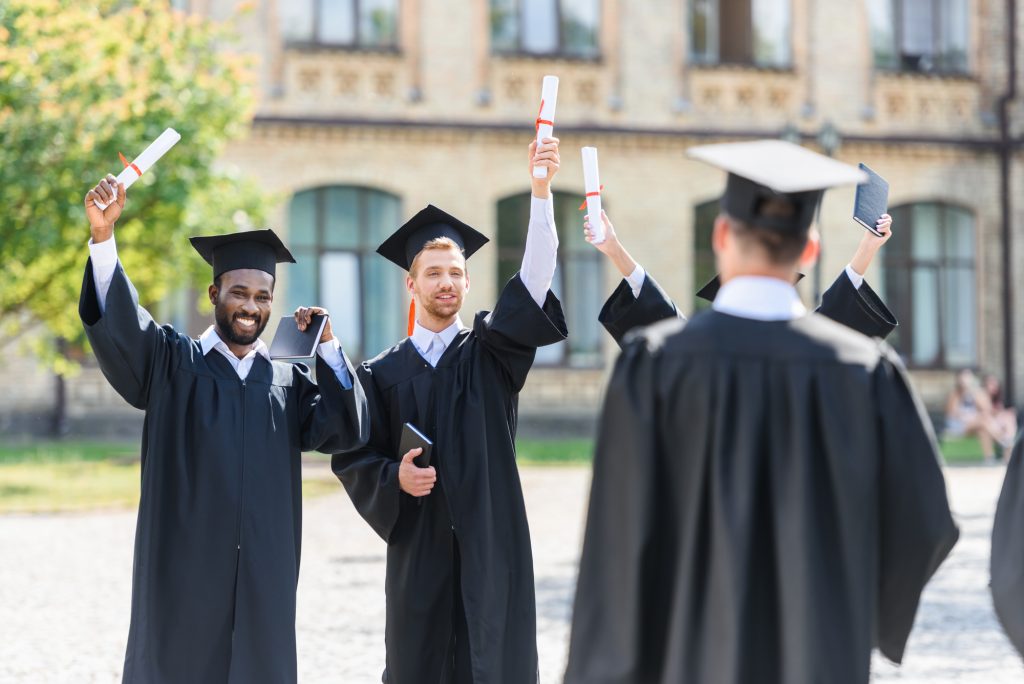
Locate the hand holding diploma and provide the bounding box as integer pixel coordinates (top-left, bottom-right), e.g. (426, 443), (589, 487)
(294, 305), (335, 344)
(399, 448), (437, 497)
(581, 147), (605, 244)
(85, 173), (126, 244)
(529, 136), (561, 199)
(584, 210), (640, 279)
(94, 128), (181, 211)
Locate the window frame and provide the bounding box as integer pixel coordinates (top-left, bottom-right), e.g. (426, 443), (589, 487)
(490, 0), (602, 61)
(872, 0), (970, 76)
(283, 0), (401, 53)
(883, 201), (978, 370)
(687, 0), (794, 70)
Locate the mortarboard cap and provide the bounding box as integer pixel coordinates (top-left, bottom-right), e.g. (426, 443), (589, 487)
(687, 140), (868, 234)
(696, 272), (806, 302)
(377, 204), (489, 271)
(189, 229), (295, 280)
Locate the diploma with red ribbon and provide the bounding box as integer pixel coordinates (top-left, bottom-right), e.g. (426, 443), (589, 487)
(581, 146), (605, 244)
(533, 75), (559, 179)
(95, 128), (182, 210)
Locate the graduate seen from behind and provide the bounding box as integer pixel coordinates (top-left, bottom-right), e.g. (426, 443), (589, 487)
(563, 141), (959, 684)
(80, 174), (369, 684)
(332, 138), (567, 683)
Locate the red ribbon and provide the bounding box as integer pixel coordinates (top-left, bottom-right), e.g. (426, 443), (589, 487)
(535, 99), (553, 132)
(407, 299), (415, 338)
(119, 152), (142, 177)
(579, 185), (604, 211)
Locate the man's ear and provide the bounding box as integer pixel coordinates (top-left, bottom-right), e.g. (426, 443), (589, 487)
(208, 283), (218, 306)
(711, 214), (730, 255)
(798, 228), (821, 269)
(406, 274), (415, 296)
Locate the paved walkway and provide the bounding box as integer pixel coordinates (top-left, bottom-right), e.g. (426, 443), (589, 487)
(0, 465), (1020, 683)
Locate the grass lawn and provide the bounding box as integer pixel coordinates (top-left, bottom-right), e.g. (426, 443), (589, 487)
(0, 435), (993, 513)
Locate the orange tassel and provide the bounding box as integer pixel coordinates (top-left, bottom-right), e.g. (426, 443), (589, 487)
(407, 299), (415, 337)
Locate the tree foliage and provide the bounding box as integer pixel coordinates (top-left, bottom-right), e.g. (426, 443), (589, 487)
(0, 0), (270, 374)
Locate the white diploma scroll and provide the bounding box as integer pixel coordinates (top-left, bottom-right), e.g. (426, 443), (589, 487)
(95, 128), (182, 210)
(581, 146), (605, 244)
(532, 76), (559, 179)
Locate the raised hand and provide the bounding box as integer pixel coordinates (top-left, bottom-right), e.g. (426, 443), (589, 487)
(84, 173), (126, 243)
(529, 136), (560, 198)
(294, 306), (334, 344)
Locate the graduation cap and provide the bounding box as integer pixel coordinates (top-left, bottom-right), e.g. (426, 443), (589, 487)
(688, 139), (867, 234)
(376, 204), (489, 272)
(376, 204), (489, 336)
(189, 229), (295, 280)
(696, 272), (806, 302)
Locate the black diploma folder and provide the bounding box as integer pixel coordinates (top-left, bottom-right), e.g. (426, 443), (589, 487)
(852, 162), (889, 237)
(268, 314), (327, 359)
(400, 422), (434, 468)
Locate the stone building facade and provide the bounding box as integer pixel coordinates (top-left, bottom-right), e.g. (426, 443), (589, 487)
(2, 0), (1021, 437)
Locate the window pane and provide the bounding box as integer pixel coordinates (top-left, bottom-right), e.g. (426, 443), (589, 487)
(491, 0), (520, 51)
(289, 190), (318, 248)
(285, 247), (319, 319)
(562, 0), (600, 58)
(752, 0), (790, 66)
(943, 266), (975, 366)
(319, 0), (356, 45)
(938, 0), (968, 71)
(324, 187), (360, 249)
(690, 0), (719, 62)
(522, 0), (559, 53)
(564, 254), (602, 365)
(719, 0), (754, 64)
(911, 267), (940, 365)
(362, 251), (405, 358)
(868, 0), (896, 68)
(364, 190), (402, 246)
(361, 0), (398, 47)
(281, 0), (314, 42)
(693, 199), (718, 312)
(911, 204), (941, 260)
(901, 0), (936, 71)
(321, 252), (362, 357)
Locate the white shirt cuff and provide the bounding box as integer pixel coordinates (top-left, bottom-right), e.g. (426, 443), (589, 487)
(88, 236), (119, 314)
(317, 338), (353, 389)
(520, 195), (559, 307)
(626, 265), (647, 299)
(844, 263), (864, 290)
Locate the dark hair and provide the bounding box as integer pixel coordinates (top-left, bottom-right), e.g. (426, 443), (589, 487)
(724, 204), (809, 266)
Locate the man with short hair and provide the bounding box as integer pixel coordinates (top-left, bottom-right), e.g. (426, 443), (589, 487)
(564, 141), (958, 684)
(332, 138), (566, 683)
(80, 174), (368, 683)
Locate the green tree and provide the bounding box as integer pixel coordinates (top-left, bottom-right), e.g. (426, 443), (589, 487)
(0, 0), (270, 379)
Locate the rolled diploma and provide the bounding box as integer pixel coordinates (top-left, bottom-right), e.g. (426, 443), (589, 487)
(532, 76), (559, 179)
(95, 128), (182, 210)
(582, 147), (605, 244)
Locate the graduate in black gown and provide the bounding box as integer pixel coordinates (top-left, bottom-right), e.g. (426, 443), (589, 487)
(564, 141), (958, 684)
(332, 139), (567, 683)
(79, 175), (368, 684)
(990, 434), (1024, 655)
(586, 205), (897, 345)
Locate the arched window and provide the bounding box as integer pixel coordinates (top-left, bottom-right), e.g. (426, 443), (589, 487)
(496, 192), (603, 366)
(692, 198), (719, 312)
(883, 202), (976, 368)
(286, 186), (405, 360)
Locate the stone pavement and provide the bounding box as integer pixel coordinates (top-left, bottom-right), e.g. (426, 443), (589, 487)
(0, 465), (1020, 683)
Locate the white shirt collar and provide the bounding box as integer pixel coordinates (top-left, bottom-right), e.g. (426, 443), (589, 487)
(199, 325), (271, 362)
(410, 317), (465, 355)
(712, 276), (807, 321)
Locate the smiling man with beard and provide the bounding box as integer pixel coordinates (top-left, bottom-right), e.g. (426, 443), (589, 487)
(331, 138), (567, 683)
(79, 174), (368, 684)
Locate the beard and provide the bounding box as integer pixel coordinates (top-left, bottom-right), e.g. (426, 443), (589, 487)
(215, 305), (268, 346)
(420, 289), (463, 319)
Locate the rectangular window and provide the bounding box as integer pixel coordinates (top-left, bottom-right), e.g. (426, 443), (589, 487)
(282, 0), (399, 49)
(689, 0), (791, 68)
(869, 0), (969, 74)
(490, 0), (600, 58)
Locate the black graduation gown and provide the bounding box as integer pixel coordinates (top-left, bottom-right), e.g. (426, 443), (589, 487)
(598, 270), (897, 347)
(79, 260), (369, 684)
(332, 274), (567, 684)
(990, 435), (1024, 655)
(564, 311), (958, 684)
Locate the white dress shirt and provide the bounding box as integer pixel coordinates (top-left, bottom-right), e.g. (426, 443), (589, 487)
(626, 263), (866, 300)
(88, 236), (352, 386)
(409, 195), (557, 367)
(713, 276), (807, 321)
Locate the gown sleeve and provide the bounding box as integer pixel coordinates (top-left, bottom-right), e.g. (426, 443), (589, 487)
(816, 271), (897, 340)
(294, 352), (369, 454)
(598, 274), (683, 348)
(474, 273), (568, 392)
(79, 259), (178, 410)
(990, 435), (1024, 655)
(872, 346), (959, 663)
(331, 363), (403, 543)
(564, 336), (661, 684)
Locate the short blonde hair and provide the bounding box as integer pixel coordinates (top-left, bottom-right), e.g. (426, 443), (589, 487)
(409, 237), (466, 276)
